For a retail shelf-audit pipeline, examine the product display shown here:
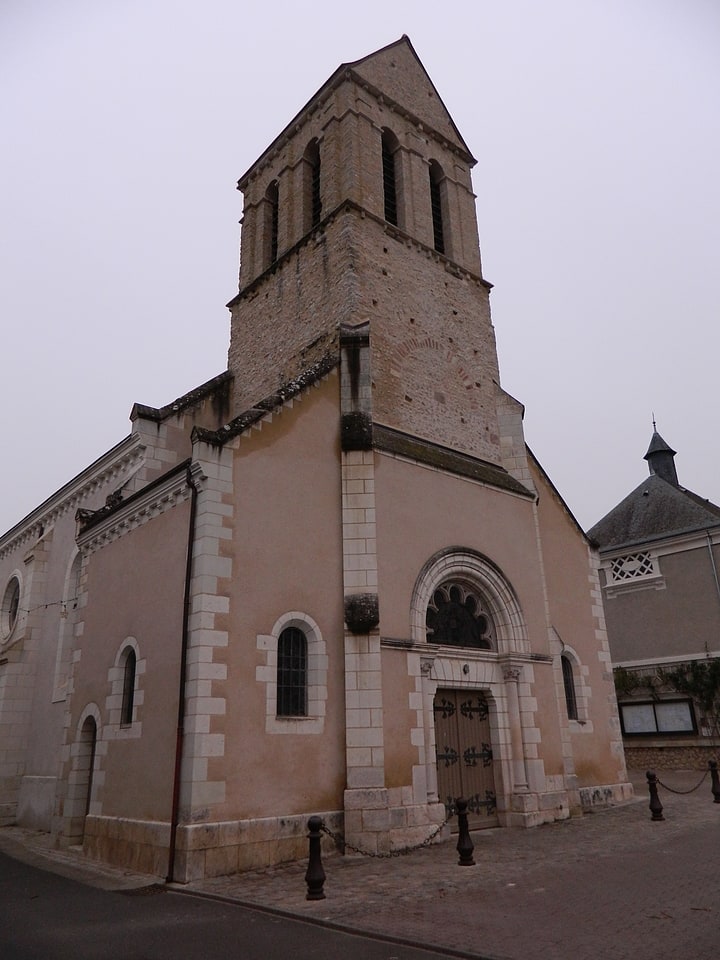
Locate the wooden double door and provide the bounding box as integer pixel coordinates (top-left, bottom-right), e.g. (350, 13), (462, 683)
(434, 689), (498, 830)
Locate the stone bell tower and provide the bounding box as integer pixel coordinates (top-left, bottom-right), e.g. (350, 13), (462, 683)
(227, 36), (508, 469)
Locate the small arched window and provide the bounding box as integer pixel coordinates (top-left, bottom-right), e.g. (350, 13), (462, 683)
(265, 179), (279, 265)
(304, 139), (322, 231)
(429, 160), (445, 254)
(277, 627), (307, 717)
(561, 655), (578, 721)
(381, 128), (399, 226)
(121, 648), (136, 726)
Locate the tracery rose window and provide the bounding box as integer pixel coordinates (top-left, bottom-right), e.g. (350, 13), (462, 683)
(425, 582), (494, 649)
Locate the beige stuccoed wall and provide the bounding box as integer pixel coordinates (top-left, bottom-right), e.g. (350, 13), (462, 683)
(373, 453), (547, 645)
(381, 649), (417, 789)
(68, 502), (189, 822)
(0, 438), (145, 829)
(216, 374), (347, 821)
(529, 459), (627, 790)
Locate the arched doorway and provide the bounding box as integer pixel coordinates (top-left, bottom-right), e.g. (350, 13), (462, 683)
(67, 714), (98, 844)
(411, 548), (530, 829)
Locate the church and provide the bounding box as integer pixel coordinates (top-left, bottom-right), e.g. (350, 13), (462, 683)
(0, 37), (630, 881)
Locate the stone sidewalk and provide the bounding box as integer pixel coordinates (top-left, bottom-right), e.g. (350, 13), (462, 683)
(2, 770), (718, 960)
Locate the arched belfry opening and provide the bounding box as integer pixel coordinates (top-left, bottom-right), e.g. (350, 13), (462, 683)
(428, 159), (446, 254)
(304, 138), (322, 231)
(381, 127), (400, 227)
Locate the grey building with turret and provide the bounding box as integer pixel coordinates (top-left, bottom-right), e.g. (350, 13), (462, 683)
(589, 430), (720, 767)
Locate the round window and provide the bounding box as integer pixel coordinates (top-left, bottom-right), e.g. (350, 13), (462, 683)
(1, 576), (21, 641)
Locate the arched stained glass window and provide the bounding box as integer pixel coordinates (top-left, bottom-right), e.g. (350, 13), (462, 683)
(426, 582), (494, 649)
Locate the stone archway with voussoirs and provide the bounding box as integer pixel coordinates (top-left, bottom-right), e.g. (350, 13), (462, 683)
(410, 548), (532, 825)
(410, 547), (529, 655)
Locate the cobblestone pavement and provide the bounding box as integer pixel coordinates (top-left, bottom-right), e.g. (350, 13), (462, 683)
(2, 770), (718, 960)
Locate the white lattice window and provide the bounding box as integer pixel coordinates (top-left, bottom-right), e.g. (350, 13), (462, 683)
(610, 552), (657, 582)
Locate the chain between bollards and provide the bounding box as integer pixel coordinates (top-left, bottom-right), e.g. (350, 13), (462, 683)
(709, 760), (720, 803)
(305, 797), (478, 898)
(646, 770), (664, 821)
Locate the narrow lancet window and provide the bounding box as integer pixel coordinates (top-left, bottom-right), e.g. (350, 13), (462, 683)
(265, 180), (279, 265)
(304, 139), (322, 230)
(429, 160), (445, 254)
(381, 129), (399, 226)
(561, 655), (578, 721)
(121, 648), (136, 726)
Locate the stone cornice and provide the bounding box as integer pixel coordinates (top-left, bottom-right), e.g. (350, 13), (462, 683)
(373, 425), (534, 499)
(192, 355), (339, 449)
(0, 435), (145, 561)
(228, 199), (489, 307)
(77, 459), (197, 555)
(130, 370), (232, 424)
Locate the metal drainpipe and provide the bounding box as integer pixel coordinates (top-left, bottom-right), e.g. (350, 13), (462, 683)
(166, 461), (199, 883)
(707, 531), (720, 616)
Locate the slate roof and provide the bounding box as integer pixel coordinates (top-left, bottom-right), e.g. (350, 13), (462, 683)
(588, 474), (720, 552)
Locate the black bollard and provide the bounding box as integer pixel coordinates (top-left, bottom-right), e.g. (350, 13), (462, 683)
(305, 815), (326, 900)
(646, 770), (664, 821)
(709, 760), (720, 804)
(456, 798), (475, 866)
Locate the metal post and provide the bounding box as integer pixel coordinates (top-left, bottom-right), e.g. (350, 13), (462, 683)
(646, 770), (664, 821)
(709, 760), (720, 804)
(456, 798), (475, 866)
(305, 816), (326, 900)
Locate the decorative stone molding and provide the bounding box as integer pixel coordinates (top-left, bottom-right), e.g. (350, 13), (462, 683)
(77, 463), (196, 555)
(0, 436), (144, 560)
(256, 611), (327, 735)
(410, 547), (529, 655)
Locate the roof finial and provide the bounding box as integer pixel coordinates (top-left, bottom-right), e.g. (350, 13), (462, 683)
(652, 411), (657, 432)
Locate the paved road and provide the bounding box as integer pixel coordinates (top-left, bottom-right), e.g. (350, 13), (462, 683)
(0, 850), (476, 960)
(1, 770), (719, 960)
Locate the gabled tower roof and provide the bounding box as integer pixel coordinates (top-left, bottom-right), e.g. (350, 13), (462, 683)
(237, 35), (474, 188)
(347, 36), (474, 158)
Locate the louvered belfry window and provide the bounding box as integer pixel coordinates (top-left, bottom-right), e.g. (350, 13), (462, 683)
(429, 160), (445, 254)
(382, 130), (398, 226)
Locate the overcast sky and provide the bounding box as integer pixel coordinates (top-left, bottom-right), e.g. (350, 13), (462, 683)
(1, 0), (718, 536)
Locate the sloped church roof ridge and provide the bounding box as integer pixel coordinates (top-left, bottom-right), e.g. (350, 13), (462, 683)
(236, 35), (474, 188)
